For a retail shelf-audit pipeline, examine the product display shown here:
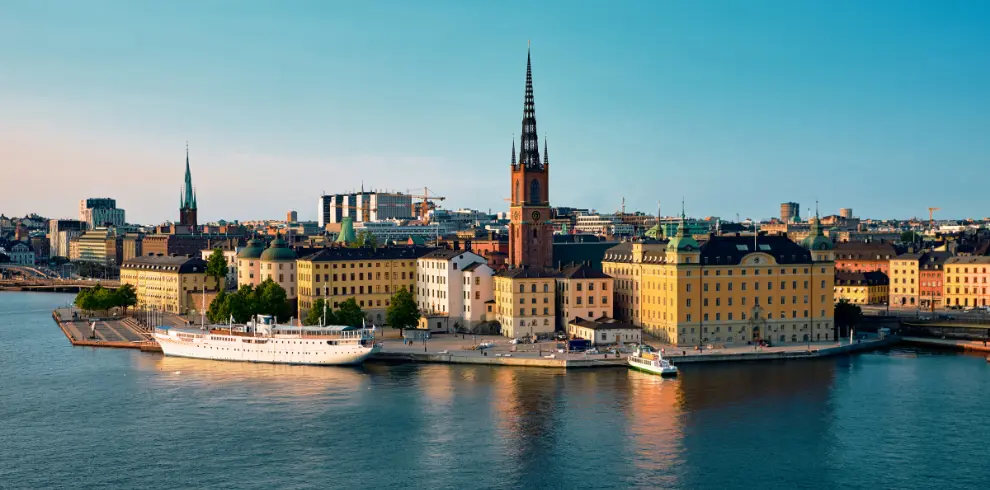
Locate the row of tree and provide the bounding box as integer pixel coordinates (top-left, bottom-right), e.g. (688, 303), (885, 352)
(74, 284), (137, 314)
(207, 279), (291, 324)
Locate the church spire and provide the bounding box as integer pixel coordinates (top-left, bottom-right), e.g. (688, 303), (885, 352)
(511, 137), (516, 165)
(543, 138), (549, 166)
(519, 44), (542, 169)
(183, 143), (194, 210)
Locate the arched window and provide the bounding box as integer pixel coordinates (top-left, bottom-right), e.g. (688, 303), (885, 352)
(515, 181), (520, 203)
(530, 179), (541, 205)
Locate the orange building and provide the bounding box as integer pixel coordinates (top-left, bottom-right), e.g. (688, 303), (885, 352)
(834, 242), (897, 274)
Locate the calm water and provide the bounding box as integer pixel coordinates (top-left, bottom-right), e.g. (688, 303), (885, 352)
(2, 292), (989, 490)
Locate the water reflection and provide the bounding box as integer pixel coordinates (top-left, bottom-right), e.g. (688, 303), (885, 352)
(624, 371), (685, 487)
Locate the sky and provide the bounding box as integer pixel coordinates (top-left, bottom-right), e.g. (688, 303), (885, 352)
(1, 0), (989, 224)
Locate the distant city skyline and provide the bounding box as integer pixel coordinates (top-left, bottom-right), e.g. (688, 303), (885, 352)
(2, 1), (989, 223)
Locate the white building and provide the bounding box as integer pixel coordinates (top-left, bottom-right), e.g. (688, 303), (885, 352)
(318, 192), (414, 227)
(416, 250), (488, 327)
(461, 261), (495, 329)
(4, 241), (36, 266)
(573, 214), (635, 237)
(48, 219), (86, 258)
(355, 220), (456, 243)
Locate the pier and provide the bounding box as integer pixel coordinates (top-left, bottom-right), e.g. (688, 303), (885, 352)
(51, 308), (161, 352)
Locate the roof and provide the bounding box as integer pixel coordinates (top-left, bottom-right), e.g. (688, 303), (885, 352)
(700, 235), (813, 265)
(569, 317), (642, 331)
(834, 241), (898, 261)
(495, 267), (560, 279)
(299, 246), (436, 262)
(461, 262), (489, 273)
(602, 241), (668, 264)
(945, 256), (990, 265)
(122, 254), (208, 273)
(420, 249), (483, 261)
(236, 238), (265, 259)
(260, 237), (297, 262)
(920, 251), (952, 270)
(559, 263), (610, 279)
(835, 271), (889, 286)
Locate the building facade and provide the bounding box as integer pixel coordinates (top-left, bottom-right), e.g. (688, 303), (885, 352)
(603, 220), (836, 347)
(919, 252), (951, 309)
(834, 271), (889, 305)
(72, 228), (122, 265)
(508, 49), (553, 269)
(201, 245), (241, 289)
(889, 254), (921, 308)
(781, 202), (800, 222)
(79, 198), (125, 229)
(235, 238), (266, 288)
(415, 250), (487, 318)
(5, 241), (35, 265)
(943, 256), (990, 308)
(556, 264), (614, 327)
(259, 237), (298, 299)
(567, 318), (641, 346)
(493, 268), (558, 339)
(120, 254), (219, 314)
(317, 191), (415, 227)
(461, 262), (495, 329)
(48, 219), (86, 258)
(834, 242), (897, 274)
(296, 247), (431, 325)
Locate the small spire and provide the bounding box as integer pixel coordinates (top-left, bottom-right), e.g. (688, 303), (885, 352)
(543, 137), (549, 166)
(511, 137), (516, 165)
(680, 197), (685, 220)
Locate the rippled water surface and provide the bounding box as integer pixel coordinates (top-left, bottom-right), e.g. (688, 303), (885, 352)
(2, 292), (989, 489)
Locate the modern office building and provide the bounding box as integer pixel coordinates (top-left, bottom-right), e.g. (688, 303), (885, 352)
(48, 219), (86, 258)
(79, 198), (126, 229)
(317, 191), (414, 228)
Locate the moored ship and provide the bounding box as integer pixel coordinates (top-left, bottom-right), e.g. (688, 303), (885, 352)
(153, 315), (380, 366)
(628, 345), (678, 377)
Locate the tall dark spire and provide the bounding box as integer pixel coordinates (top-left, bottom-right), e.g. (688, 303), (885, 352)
(511, 137), (516, 165)
(518, 45), (542, 169)
(543, 137), (549, 166)
(183, 143), (195, 210)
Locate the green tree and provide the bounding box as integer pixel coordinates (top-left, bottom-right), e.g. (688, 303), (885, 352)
(228, 285), (257, 323)
(385, 287), (419, 332)
(304, 298), (338, 326)
(74, 288), (93, 312)
(900, 231), (917, 244)
(255, 278), (291, 320)
(207, 290), (231, 323)
(335, 298), (365, 327)
(205, 248), (229, 290)
(114, 284), (138, 314)
(834, 299), (863, 339)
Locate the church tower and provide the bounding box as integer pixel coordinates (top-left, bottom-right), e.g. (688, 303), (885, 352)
(509, 47), (553, 269)
(179, 144), (198, 228)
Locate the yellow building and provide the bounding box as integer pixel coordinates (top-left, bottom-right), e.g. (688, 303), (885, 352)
(943, 256), (990, 308)
(556, 264), (614, 325)
(296, 247), (430, 325)
(833, 271), (889, 305)
(259, 237), (298, 299)
(120, 254), (220, 314)
(494, 268), (559, 339)
(235, 238), (266, 288)
(889, 254), (920, 307)
(603, 218), (836, 347)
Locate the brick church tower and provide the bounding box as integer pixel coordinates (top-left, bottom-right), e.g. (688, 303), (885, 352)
(179, 145), (198, 228)
(508, 48), (553, 269)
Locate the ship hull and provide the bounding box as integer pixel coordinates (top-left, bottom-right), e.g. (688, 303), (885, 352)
(154, 332), (380, 366)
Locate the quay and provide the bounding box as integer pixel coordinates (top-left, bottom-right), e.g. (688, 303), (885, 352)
(900, 336), (990, 354)
(52, 308), (162, 352)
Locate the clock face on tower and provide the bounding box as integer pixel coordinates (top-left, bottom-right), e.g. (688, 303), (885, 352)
(531, 211), (541, 222)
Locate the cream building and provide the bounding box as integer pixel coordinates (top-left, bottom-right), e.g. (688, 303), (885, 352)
(120, 254), (219, 314)
(834, 271), (889, 305)
(415, 250), (487, 317)
(889, 254), (920, 307)
(235, 238), (265, 288)
(461, 262), (495, 329)
(567, 318), (641, 346)
(943, 256), (990, 308)
(556, 264), (614, 326)
(493, 268), (559, 339)
(259, 237), (298, 299)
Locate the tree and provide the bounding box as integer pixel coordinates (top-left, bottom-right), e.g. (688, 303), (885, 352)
(900, 231), (917, 244)
(114, 284), (138, 314)
(335, 298), (365, 327)
(304, 298), (337, 326)
(255, 278), (291, 320)
(834, 299), (863, 339)
(227, 285), (257, 323)
(207, 290), (231, 324)
(386, 287), (419, 331)
(206, 248), (229, 290)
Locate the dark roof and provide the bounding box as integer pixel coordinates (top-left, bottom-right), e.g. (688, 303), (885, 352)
(834, 242), (898, 261)
(569, 317), (641, 331)
(559, 263), (610, 279)
(495, 267), (560, 279)
(700, 235), (812, 265)
(461, 262), (487, 272)
(421, 249), (469, 260)
(552, 241), (620, 271)
(123, 254), (207, 273)
(945, 256), (990, 265)
(835, 271), (889, 286)
(602, 241), (668, 264)
(920, 251), (952, 270)
(300, 246), (436, 262)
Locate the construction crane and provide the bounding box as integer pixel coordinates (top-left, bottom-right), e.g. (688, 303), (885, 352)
(406, 187), (446, 223)
(928, 207), (941, 230)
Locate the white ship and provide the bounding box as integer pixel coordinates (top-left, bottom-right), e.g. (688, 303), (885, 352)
(153, 315), (381, 366)
(628, 346), (678, 377)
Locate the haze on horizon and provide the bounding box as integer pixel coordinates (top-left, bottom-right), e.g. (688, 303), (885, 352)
(2, 1), (988, 224)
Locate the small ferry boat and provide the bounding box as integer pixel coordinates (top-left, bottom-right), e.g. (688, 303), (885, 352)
(153, 315), (380, 366)
(628, 346), (678, 377)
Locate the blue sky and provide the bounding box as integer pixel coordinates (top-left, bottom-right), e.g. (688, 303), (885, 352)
(2, 1), (988, 224)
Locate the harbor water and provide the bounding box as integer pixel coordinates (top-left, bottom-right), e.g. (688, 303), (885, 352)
(2, 292), (989, 489)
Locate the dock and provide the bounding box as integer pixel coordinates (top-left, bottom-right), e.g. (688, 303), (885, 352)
(52, 308), (162, 352)
(900, 336), (990, 354)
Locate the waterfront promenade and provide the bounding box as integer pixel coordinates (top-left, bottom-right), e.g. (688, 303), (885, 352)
(52, 308), (163, 351)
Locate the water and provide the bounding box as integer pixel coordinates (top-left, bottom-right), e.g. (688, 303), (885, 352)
(2, 292), (989, 490)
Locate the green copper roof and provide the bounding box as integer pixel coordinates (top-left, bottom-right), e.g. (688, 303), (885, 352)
(666, 213), (699, 252)
(260, 237), (297, 261)
(236, 238), (266, 259)
(801, 216), (834, 251)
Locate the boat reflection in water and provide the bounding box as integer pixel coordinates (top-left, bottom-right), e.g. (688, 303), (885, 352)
(135, 353), (370, 400)
(624, 369), (685, 487)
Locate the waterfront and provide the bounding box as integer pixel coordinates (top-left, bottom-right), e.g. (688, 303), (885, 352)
(2, 292), (990, 489)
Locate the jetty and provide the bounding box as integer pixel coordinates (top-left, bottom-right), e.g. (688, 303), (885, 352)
(52, 308), (162, 352)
